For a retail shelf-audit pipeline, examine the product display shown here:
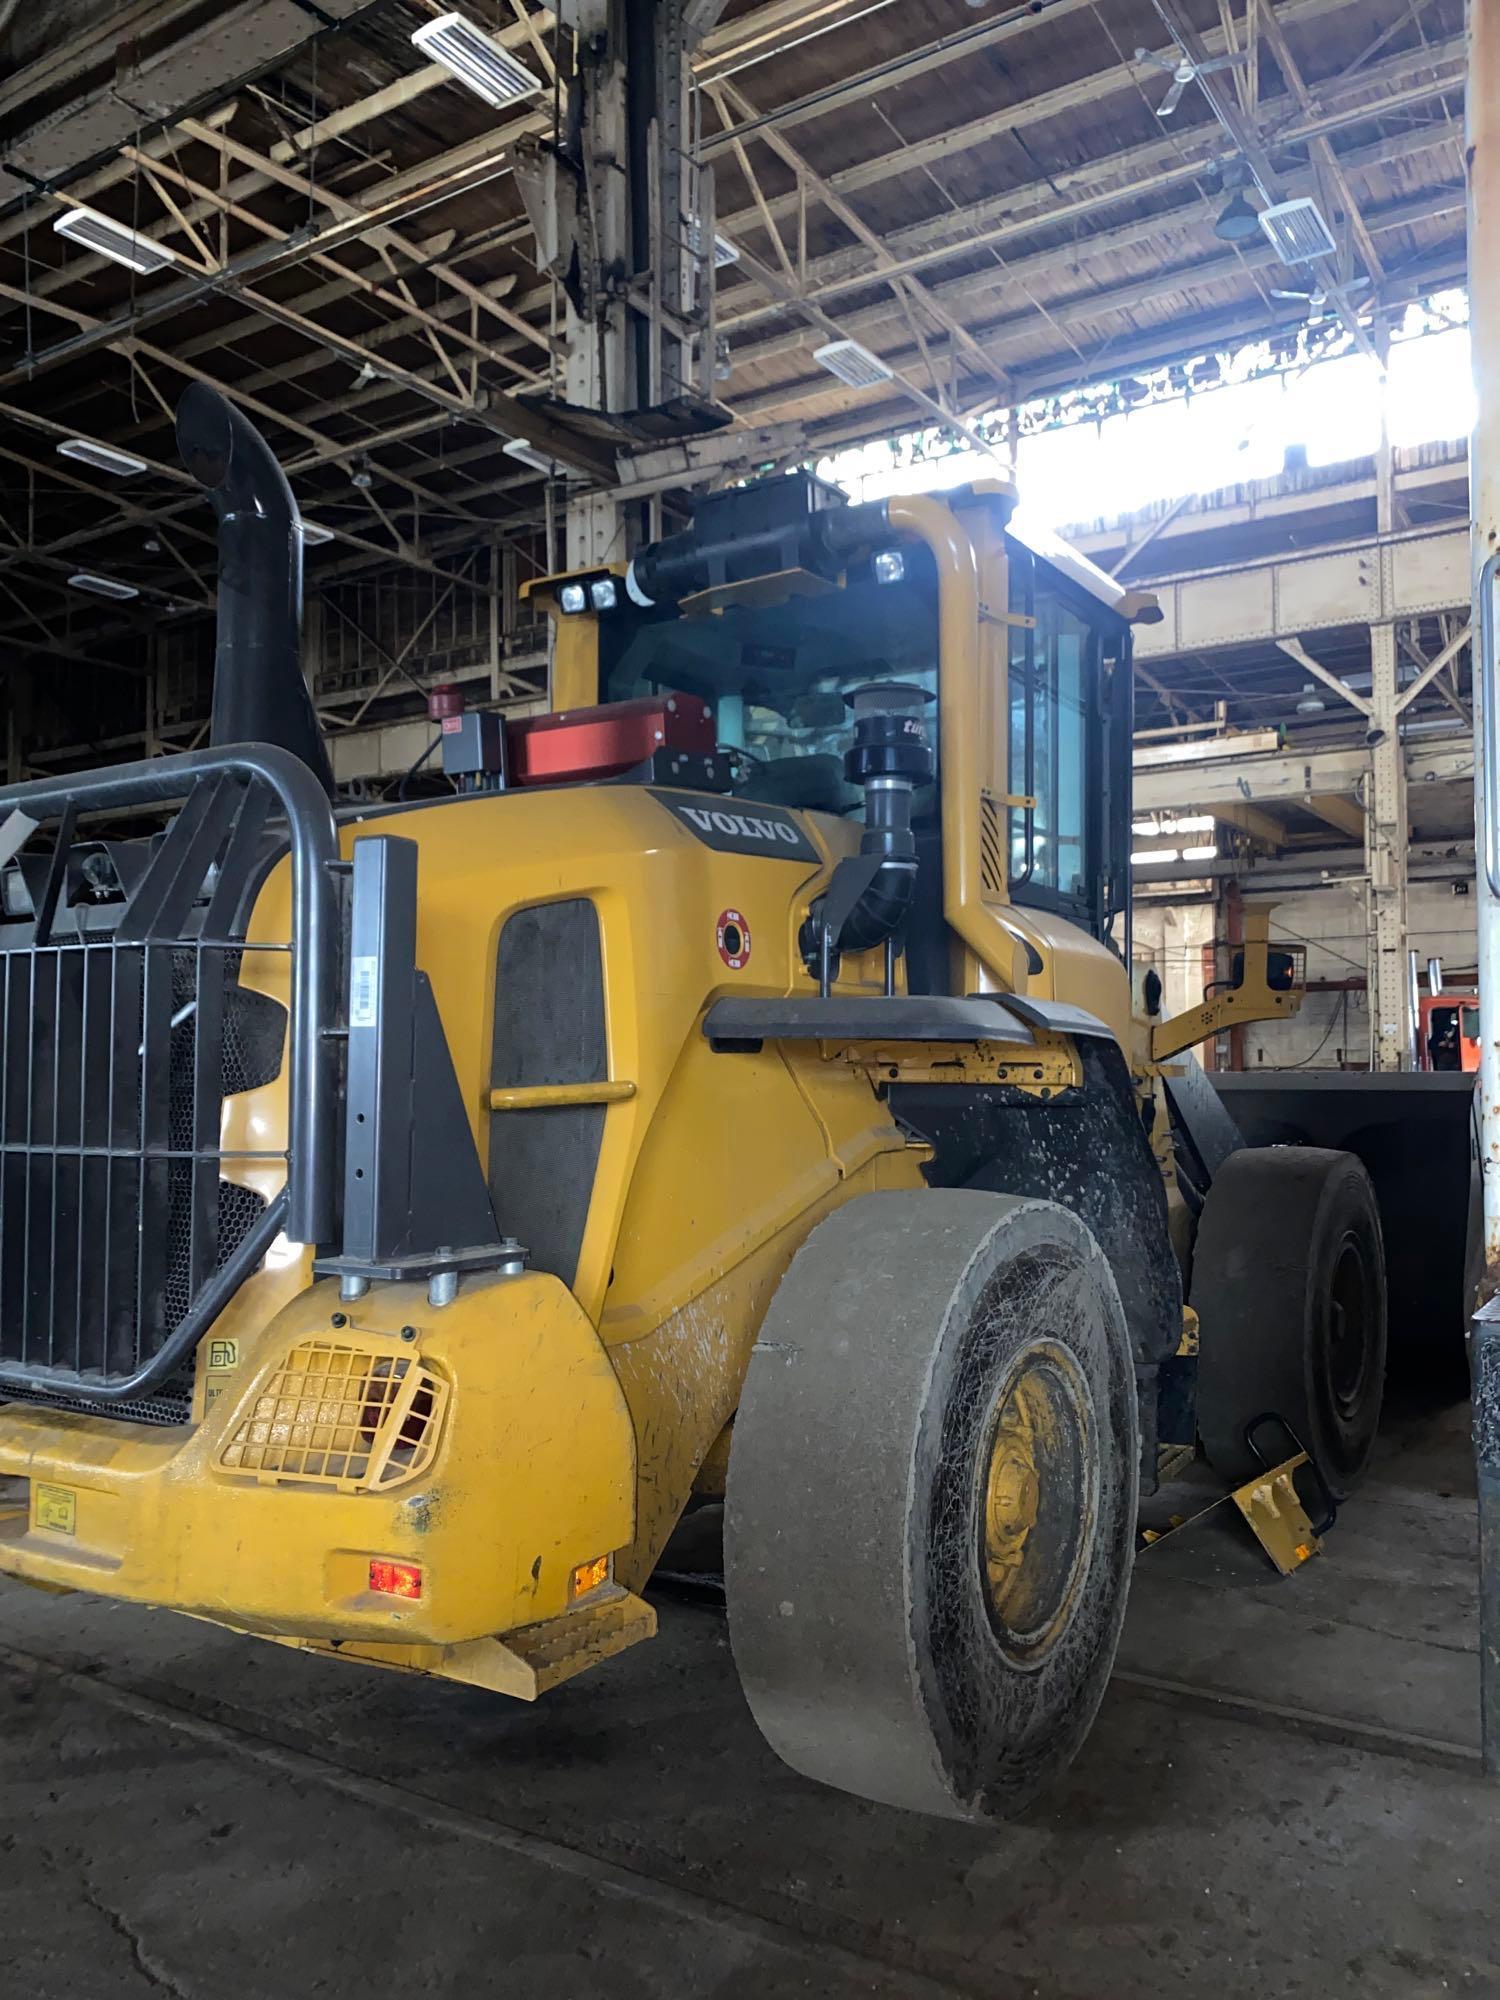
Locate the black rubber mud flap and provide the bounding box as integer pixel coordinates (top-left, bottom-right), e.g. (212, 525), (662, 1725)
(1191, 1146), (1387, 1499)
(724, 1189), (1139, 1822)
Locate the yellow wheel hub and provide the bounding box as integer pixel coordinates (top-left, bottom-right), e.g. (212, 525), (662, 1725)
(979, 1342), (1096, 1668)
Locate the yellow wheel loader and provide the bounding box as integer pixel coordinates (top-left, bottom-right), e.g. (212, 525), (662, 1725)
(0, 387), (1391, 1820)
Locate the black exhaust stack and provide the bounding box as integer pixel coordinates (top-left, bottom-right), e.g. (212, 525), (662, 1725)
(176, 384), (334, 794)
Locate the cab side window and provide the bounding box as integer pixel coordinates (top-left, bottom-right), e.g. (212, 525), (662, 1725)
(1006, 547), (1129, 943)
(1009, 565), (1094, 911)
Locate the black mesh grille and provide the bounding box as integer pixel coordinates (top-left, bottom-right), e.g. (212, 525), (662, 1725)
(0, 947), (284, 1393)
(0, 968), (280, 1429)
(161, 958), (280, 1334)
(0, 1382), (195, 1428)
(162, 1172), (272, 1332)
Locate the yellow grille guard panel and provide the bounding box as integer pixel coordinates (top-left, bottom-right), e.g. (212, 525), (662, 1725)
(217, 1340), (448, 1493)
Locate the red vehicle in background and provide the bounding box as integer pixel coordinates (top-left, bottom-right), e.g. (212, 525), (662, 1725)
(1420, 989), (1481, 1072)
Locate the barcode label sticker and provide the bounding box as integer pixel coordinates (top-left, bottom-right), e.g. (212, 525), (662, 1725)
(351, 955), (379, 1027)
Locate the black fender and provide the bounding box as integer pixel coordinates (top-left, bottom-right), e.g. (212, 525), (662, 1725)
(889, 1038), (1182, 1484)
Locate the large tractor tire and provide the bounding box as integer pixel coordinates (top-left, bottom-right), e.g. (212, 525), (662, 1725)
(724, 1189), (1138, 1822)
(1191, 1145), (1387, 1499)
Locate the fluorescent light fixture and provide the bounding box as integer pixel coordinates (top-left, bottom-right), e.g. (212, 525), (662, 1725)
(503, 437), (558, 475)
(1131, 847), (1178, 866)
(55, 437), (148, 478)
(689, 219), (740, 268)
(873, 549), (906, 585)
(589, 578), (618, 612)
(813, 339), (894, 390)
(68, 572), (139, 601)
(411, 13), (542, 107)
(1257, 196), (1338, 266)
(53, 207), (179, 275)
(1181, 844), (1219, 863)
(1131, 813), (1214, 838)
(558, 582), (588, 615)
(299, 520), (335, 546)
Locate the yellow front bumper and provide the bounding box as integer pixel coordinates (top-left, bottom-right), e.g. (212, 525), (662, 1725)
(0, 1268), (638, 1657)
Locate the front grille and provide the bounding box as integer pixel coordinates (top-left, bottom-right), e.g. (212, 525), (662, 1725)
(218, 1340), (446, 1491)
(0, 942), (284, 1391)
(162, 951), (282, 1333)
(0, 768), (326, 1411)
(0, 1381), (195, 1428)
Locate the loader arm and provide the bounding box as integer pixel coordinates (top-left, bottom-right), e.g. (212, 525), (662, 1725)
(1150, 903), (1306, 1063)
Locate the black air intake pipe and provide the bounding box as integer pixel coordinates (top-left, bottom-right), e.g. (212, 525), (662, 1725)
(176, 384), (334, 794)
(801, 683), (934, 987)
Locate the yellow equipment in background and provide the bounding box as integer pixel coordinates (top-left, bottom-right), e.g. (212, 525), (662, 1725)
(0, 393), (1385, 1823)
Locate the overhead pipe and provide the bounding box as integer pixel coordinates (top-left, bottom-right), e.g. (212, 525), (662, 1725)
(176, 383), (334, 795)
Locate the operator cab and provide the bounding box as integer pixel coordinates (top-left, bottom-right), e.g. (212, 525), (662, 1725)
(532, 471), (1139, 978)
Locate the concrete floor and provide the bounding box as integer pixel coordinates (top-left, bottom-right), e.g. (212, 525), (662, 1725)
(1, 1387), (1493, 2000)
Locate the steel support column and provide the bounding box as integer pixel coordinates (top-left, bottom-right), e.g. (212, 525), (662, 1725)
(1364, 321), (1412, 1072)
(559, 0), (709, 568)
(563, 5), (632, 567)
(1365, 620), (1410, 1070)
(1469, 0), (1500, 1779)
(1472, 0), (1500, 1295)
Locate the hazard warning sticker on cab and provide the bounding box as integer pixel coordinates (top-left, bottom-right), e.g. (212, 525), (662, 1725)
(34, 1484), (76, 1536)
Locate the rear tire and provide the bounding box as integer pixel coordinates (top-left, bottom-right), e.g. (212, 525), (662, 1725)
(1191, 1145), (1386, 1499)
(724, 1189), (1138, 1822)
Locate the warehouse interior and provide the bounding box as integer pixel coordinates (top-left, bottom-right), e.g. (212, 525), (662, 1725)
(2, 0), (1499, 1993)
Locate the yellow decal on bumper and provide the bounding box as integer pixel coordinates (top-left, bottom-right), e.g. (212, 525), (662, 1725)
(34, 1484), (76, 1536)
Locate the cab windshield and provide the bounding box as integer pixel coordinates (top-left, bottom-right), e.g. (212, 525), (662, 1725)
(601, 547), (940, 813)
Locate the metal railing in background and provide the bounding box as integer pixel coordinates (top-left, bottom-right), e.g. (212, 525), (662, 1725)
(0, 745), (340, 1414)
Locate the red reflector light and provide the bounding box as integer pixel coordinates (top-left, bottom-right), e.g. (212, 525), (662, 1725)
(368, 1559), (423, 1600)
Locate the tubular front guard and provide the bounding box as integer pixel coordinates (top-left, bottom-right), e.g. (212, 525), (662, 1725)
(0, 1269), (637, 1650)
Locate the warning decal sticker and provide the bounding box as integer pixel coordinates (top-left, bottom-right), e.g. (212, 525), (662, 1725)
(34, 1484), (76, 1536)
(716, 908), (753, 971)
